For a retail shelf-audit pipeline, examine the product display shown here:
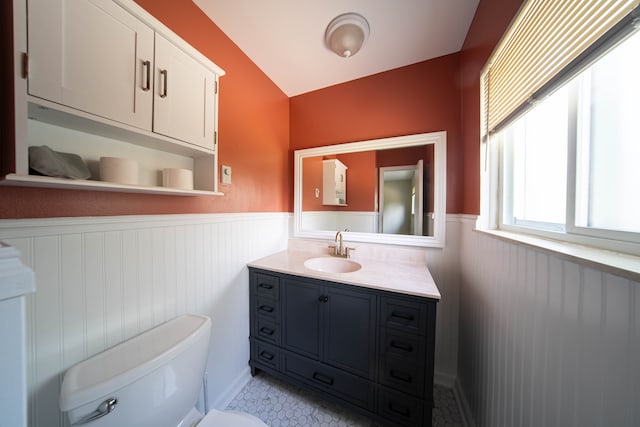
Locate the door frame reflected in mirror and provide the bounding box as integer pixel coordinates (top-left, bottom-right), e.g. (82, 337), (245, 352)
(293, 132), (447, 247)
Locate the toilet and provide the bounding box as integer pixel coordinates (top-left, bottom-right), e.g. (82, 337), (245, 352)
(59, 314), (267, 427)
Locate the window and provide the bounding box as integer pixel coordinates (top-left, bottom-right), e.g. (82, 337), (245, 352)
(498, 27), (640, 253)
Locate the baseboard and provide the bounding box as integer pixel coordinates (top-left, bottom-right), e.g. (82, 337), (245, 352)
(434, 370), (456, 388)
(454, 378), (476, 427)
(209, 367), (253, 411)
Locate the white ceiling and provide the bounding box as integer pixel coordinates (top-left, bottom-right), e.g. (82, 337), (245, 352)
(192, 0), (480, 97)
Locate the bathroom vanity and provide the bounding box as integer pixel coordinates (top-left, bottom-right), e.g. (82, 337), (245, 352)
(248, 246), (440, 427)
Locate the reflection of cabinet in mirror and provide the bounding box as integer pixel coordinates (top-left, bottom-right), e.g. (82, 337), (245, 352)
(322, 159), (347, 206)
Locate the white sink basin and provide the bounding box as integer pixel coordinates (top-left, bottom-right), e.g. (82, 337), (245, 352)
(303, 257), (362, 273)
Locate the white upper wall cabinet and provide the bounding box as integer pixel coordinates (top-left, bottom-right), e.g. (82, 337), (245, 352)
(28, 0), (155, 131)
(5, 0), (226, 195)
(153, 33), (217, 150)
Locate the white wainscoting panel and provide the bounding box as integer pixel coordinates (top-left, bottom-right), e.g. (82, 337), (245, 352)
(0, 213), (290, 427)
(423, 215), (466, 387)
(456, 218), (640, 427)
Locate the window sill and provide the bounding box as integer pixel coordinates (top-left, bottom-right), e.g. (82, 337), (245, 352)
(475, 228), (640, 282)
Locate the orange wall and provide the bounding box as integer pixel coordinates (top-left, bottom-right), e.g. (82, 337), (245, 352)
(289, 53), (463, 213)
(459, 0), (524, 213)
(0, 0), (289, 219)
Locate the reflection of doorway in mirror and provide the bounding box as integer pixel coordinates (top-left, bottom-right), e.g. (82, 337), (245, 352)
(379, 160), (432, 236)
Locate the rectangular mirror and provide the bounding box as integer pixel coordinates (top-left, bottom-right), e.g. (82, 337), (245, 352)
(294, 132), (446, 247)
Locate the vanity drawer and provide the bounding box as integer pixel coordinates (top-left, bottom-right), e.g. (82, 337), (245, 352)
(255, 295), (280, 321)
(379, 356), (425, 397)
(251, 339), (281, 371)
(255, 317), (281, 345)
(378, 386), (426, 427)
(380, 296), (428, 335)
(253, 272), (280, 300)
(283, 352), (375, 411)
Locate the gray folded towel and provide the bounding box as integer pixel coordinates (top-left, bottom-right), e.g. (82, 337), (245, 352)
(28, 145), (91, 180)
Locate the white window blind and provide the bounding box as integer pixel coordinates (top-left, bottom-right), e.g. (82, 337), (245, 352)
(482, 0), (640, 135)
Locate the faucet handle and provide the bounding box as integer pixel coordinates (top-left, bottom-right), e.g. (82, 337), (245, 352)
(327, 245), (338, 255)
(345, 247), (356, 258)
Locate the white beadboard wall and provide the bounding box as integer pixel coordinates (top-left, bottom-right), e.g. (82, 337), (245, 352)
(0, 213), (289, 427)
(456, 217), (640, 427)
(425, 215), (465, 387)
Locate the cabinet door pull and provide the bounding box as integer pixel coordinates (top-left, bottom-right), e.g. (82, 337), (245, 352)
(390, 369), (412, 383)
(259, 305), (274, 313)
(390, 340), (413, 353)
(390, 311), (414, 322)
(159, 69), (168, 98)
(311, 372), (334, 386)
(259, 326), (275, 336)
(259, 351), (274, 361)
(258, 283), (273, 290)
(142, 60), (151, 91)
(318, 295), (329, 303)
(388, 402), (411, 417)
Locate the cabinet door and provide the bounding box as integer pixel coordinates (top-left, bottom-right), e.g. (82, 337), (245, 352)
(28, 0), (154, 130)
(324, 286), (376, 379)
(153, 34), (217, 150)
(282, 279), (322, 359)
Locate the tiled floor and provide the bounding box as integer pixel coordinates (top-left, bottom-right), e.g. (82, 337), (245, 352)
(226, 373), (463, 427)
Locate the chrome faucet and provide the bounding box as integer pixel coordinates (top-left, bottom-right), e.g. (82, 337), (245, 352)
(329, 229), (354, 258)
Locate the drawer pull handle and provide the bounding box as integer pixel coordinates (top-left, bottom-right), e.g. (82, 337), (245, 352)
(258, 283), (273, 290)
(388, 402), (411, 417)
(259, 326), (275, 336)
(259, 305), (274, 313)
(390, 369), (412, 383)
(259, 351), (274, 361)
(311, 372), (334, 386)
(390, 311), (414, 322)
(390, 340), (413, 352)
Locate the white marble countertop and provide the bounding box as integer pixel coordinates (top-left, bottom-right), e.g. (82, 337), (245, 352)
(248, 240), (441, 300)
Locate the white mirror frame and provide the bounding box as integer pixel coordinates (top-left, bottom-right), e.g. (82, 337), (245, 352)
(294, 131), (447, 247)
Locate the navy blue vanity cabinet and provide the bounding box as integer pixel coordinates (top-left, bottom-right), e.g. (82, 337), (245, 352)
(248, 267), (438, 427)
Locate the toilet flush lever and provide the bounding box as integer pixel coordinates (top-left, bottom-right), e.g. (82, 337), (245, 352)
(73, 397), (117, 425)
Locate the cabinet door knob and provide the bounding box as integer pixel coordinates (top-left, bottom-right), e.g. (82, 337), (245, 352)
(318, 295), (329, 303)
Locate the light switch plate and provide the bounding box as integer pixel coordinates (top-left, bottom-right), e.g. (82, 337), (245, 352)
(221, 165), (231, 184)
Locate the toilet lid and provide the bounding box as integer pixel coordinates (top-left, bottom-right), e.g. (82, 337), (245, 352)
(197, 409), (268, 427)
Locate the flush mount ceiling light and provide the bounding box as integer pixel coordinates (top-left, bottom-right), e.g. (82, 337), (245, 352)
(325, 13), (370, 58)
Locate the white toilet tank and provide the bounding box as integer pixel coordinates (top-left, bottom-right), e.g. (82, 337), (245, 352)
(59, 314), (211, 427)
